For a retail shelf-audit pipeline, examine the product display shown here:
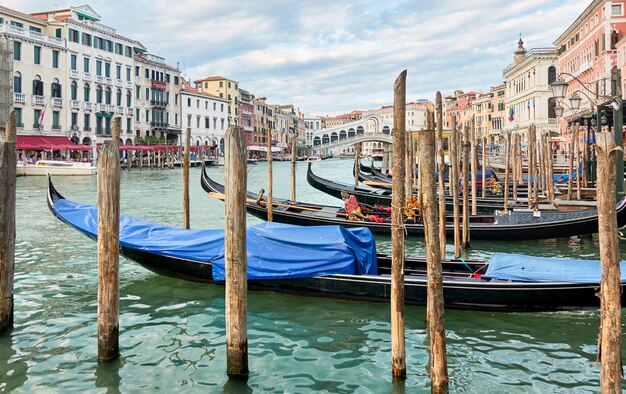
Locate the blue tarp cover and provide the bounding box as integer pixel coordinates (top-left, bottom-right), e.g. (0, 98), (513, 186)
(53, 198), (378, 281)
(484, 253), (626, 283)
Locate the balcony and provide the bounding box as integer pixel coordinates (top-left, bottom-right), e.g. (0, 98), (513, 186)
(96, 126), (110, 135)
(126, 107), (133, 116)
(71, 100), (80, 110)
(150, 121), (168, 129)
(125, 81), (133, 89)
(116, 106), (124, 115)
(14, 92), (26, 104)
(83, 127), (92, 132)
(0, 24), (64, 47)
(106, 105), (115, 113)
(115, 79), (123, 87)
(32, 95), (46, 106)
(150, 99), (168, 108)
(84, 102), (93, 111)
(105, 77), (113, 85)
(96, 75), (105, 84)
(52, 125), (61, 131)
(70, 70), (79, 79)
(84, 72), (92, 82)
(52, 97), (63, 108)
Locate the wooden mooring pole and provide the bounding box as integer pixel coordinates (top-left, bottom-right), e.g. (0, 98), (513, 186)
(594, 132), (622, 392)
(567, 126), (577, 200)
(419, 104), (449, 393)
(461, 125), (470, 249)
(267, 127), (273, 222)
(390, 70), (407, 380)
(435, 92), (446, 259)
(0, 111), (16, 333)
(481, 131), (486, 199)
(354, 142), (361, 187)
(450, 116), (461, 259)
(291, 135), (297, 201)
(97, 117), (121, 362)
(503, 132), (510, 211)
(512, 134), (518, 204)
(224, 126), (249, 376)
(183, 128), (191, 229)
(470, 117), (477, 215)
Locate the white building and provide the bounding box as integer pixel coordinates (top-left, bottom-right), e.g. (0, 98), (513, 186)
(303, 114), (324, 147)
(2, 6), (68, 137)
(180, 81), (229, 151)
(133, 53), (181, 144)
(29, 5), (144, 146)
(503, 38), (559, 138)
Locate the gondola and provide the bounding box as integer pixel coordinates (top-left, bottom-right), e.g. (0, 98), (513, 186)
(47, 174), (626, 311)
(309, 163), (513, 213)
(201, 165), (626, 241)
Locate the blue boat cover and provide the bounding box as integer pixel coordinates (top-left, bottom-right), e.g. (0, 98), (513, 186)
(484, 253), (626, 283)
(53, 198), (378, 280)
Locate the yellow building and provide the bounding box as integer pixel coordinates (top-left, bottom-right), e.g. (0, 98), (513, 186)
(194, 76), (239, 126)
(472, 93), (492, 140)
(489, 84), (506, 145)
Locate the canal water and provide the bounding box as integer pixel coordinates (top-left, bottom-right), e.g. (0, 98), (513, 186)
(1, 158), (624, 392)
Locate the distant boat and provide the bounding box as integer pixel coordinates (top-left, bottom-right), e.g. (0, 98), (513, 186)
(247, 158), (259, 164)
(307, 155), (322, 163)
(16, 160), (96, 176)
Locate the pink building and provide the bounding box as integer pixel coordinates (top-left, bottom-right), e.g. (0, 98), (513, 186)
(445, 90), (477, 129)
(554, 0), (626, 135)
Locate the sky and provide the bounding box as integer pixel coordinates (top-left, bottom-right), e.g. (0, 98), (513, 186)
(9, 0), (590, 116)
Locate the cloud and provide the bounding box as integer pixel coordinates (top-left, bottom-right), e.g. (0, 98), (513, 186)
(6, 0), (589, 114)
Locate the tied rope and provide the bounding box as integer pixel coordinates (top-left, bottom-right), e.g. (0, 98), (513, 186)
(390, 202), (407, 235)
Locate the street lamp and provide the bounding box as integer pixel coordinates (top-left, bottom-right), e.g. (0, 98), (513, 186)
(554, 106), (564, 117)
(550, 78), (568, 99)
(569, 92), (582, 110)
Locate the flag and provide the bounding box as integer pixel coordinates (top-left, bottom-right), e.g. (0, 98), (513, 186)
(38, 104), (47, 127)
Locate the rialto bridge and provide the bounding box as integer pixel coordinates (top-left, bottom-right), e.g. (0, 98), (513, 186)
(309, 115), (396, 154)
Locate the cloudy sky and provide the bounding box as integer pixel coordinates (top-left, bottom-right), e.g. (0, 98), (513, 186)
(10, 0), (589, 115)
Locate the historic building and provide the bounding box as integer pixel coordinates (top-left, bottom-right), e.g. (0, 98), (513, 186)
(194, 75), (239, 126)
(238, 88), (254, 145)
(179, 81), (229, 151)
(2, 6), (68, 139)
(133, 53), (181, 143)
(30, 5), (142, 145)
(503, 38), (558, 139)
(489, 83), (507, 147)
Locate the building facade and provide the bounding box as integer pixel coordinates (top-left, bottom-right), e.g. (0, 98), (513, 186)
(489, 83), (507, 145)
(180, 81), (229, 150)
(194, 76), (239, 126)
(503, 39), (558, 140)
(238, 88), (254, 145)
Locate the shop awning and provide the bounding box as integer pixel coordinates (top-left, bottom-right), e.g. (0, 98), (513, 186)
(16, 136), (91, 151)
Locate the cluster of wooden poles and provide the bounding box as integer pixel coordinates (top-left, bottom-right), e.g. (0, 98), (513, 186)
(0, 70), (623, 389)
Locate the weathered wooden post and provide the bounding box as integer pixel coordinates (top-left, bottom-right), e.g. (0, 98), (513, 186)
(435, 92), (446, 258)
(450, 116), (461, 259)
(126, 147), (131, 171)
(412, 138), (418, 188)
(503, 132), (511, 211)
(531, 125), (539, 210)
(567, 126), (578, 200)
(419, 104), (449, 393)
(354, 142), (361, 187)
(147, 150), (151, 169)
(481, 132), (487, 199)
(391, 70), (407, 380)
(576, 131), (582, 200)
(381, 144), (389, 174)
(266, 127), (273, 222)
(470, 117), (477, 215)
(527, 125), (535, 209)
(183, 128), (191, 229)
(291, 135), (297, 201)
(461, 124), (470, 249)
(0, 111), (16, 333)
(405, 133), (412, 200)
(594, 132), (622, 392)
(512, 133), (518, 203)
(224, 126), (249, 376)
(97, 117), (121, 362)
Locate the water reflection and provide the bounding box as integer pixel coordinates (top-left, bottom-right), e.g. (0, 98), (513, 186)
(0, 330), (28, 392)
(94, 357), (123, 394)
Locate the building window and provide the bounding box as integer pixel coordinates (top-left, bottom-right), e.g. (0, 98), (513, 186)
(117, 89), (122, 106)
(548, 66), (556, 85)
(105, 88), (112, 104)
(197, 99), (200, 108)
(15, 107), (22, 126)
(135, 85), (140, 99)
(612, 4), (623, 16)
(116, 65), (121, 80)
(221, 118), (225, 129)
(127, 91), (131, 107)
(34, 46), (41, 65)
(84, 57), (90, 73)
(13, 72), (21, 93)
(213, 102), (216, 110)
(84, 83), (90, 101)
(84, 114), (90, 130)
(145, 88), (149, 99)
(70, 54), (77, 70)
(197, 116), (200, 128)
(71, 81), (77, 100)
(548, 97), (557, 118)
(135, 66), (139, 77)
(205, 117), (210, 128)
(187, 114), (192, 127)
(96, 86), (103, 103)
(145, 68), (149, 78)
(187, 98), (191, 107)
(34, 109), (41, 127)
(126, 67), (131, 81)
(96, 60), (102, 76)
(136, 108), (140, 119)
(174, 76), (179, 85)
(105, 63), (111, 78)
(175, 113), (178, 125)
(33, 78), (44, 96)
(13, 41), (21, 61)
(52, 111), (60, 129)
(71, 112), (78, 127)
(52, 50), (59, 68)
(219, 81), (223, 87)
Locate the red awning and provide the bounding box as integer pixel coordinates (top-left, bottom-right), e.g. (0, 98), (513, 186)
(16, 136), (91, 151)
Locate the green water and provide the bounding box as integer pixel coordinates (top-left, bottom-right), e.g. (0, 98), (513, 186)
(1, 158), (624, 393)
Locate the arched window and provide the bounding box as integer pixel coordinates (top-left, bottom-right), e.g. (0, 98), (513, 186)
(548, 66), (556, 85)
(126, 90), (131, 107)
(548, 97), (557, 118)
(13, 71), (21, 93)
(105, 87), (112, 104)
(84, 83), (91, 102)
(611, 30), (619, 50)
(51, 78), (62, 98)
(116, 89), (122, 106)
(70, 81), (78, 100)
(96, 85), (103, 103)
(33, 75), (44, 96)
